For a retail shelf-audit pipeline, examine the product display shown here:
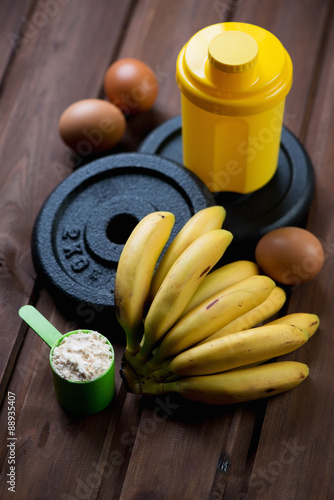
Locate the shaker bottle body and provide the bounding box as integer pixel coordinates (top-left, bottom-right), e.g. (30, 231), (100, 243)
(176, 22), (292, 194)
(181, 96), (285, 193)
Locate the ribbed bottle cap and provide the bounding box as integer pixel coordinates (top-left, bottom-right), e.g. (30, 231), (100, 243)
(208, 31), (259, 73)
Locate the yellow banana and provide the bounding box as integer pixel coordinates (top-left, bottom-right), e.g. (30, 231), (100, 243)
(136, 228), (233, 362)
(114, 211), (175, 354)
(227, 311), (319, 371)
(181, 259), (260, 317)
(149, 205), (226, 300)
(144, 361), (309, 405)
(200, 286), (286, 344)
(146, 275), (276, 370)
(268, 312), (320, 338)
(157, 323), (308, 378)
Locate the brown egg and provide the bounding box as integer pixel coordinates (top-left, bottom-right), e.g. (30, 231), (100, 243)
(104, 58), (159, 115)
(59, 98), (126, 153)
(255, 227), (325, 286)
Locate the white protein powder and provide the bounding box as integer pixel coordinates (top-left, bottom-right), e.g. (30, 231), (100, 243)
(51, 330), (113, 382)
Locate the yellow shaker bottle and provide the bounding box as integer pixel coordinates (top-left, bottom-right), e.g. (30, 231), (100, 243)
(176, 22), (293, 194)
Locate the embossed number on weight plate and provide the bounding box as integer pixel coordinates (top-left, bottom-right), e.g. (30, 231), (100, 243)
(71, 257), (89, 273)
(63, 243), (83, 259)
(61, 225), (89, 273)
(89, 269), (102, 281)
(62, 226), (81, 240)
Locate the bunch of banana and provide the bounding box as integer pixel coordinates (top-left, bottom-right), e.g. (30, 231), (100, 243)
(114, 207), (320, 405)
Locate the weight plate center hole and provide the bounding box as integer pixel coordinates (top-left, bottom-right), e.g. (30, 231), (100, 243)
(106, 213), (139, 245)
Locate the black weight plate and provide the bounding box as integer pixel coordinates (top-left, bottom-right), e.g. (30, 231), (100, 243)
(32, 152), (215, 337)
(139, 115), (315, 262)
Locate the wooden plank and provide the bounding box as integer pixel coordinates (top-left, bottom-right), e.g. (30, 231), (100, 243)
(0, 1), (135, 498)
(0, 0), (35, 82)
(244, 3), (334, 498)
(209, 400), (268, 499)
(217, 1), (334, 496)
(0, 0), (133, 395)
(118, 398), (235, 500)
(96, 1), (237, 496)
(112, 1), (333, 498)
(0, 1), (332, 499)
(95, 392), (147, 500)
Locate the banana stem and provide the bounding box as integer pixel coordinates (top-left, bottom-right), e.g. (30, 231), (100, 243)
(122, 349), (165, 395)
(164, 374), (182, 383)
(124, 326), (142, 355)
(145, 351), (165, 371)
(150, 364), (174, 382)
(124, 349), (155, 377)
(140, 381), (176, 396)
(121, 347), (178, 395)
(120, 361), (142, 395)
(126, 341), (141, 355)
(135, 337), (154, 364)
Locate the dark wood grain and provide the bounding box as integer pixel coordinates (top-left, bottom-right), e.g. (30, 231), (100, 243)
(0, 1), (133, 498)
(108, 1), (333, 499)
(0, 0), (36, 82)
(0, 0), (333, 498)
(244, 2), (334, 498)
(0, 0), (133, 397)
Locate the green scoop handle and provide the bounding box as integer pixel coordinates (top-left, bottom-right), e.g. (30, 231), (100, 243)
(19, 305), (63, 348)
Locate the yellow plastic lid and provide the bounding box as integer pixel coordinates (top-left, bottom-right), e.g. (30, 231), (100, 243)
(176, 22), (293, 115)
(208, 31), (258, 73)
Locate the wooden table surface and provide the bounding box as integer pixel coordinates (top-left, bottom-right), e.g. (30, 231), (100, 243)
(0, 0), (333, 498)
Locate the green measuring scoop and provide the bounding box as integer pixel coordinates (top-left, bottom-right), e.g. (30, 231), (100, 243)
(19, 305), (115, 416)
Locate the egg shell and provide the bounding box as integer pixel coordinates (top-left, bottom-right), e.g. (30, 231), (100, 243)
(255, 226), (325, 286)
(59, 98), (126, 153)
(104, 58), (159, 115)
